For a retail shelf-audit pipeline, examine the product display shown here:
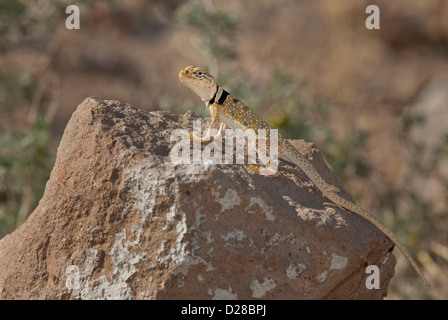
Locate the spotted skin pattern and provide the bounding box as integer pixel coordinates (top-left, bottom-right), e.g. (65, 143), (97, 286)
(179, 66), (430, 287)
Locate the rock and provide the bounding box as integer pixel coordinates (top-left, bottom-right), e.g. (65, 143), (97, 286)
(0, 97), (395, 299)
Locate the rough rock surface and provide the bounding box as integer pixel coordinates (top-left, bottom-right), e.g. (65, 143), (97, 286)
(0, 97), (395, 299)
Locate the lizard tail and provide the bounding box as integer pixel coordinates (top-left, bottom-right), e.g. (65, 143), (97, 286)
(281, 140), (430, 287)
(325, 191), (431, 287)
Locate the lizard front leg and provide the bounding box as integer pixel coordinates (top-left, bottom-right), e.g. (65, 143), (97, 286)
(189, 105), (225, 143)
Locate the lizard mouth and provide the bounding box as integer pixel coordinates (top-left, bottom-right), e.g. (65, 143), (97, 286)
(179, 70), (186, 80)
(179, 66), (194, 80)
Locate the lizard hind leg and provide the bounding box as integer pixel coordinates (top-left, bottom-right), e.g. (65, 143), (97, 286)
(248, 135), (279, 178)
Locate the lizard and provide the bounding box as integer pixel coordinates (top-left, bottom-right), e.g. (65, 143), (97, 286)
(178, 65), (431, 287)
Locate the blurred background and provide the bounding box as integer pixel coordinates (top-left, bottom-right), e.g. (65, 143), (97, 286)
(0, 0), (447, 299)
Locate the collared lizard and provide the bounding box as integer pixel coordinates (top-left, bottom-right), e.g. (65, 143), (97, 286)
(178, 65), (430, 287)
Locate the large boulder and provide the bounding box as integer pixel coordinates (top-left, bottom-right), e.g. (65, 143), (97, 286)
(0, 97), (394, 299)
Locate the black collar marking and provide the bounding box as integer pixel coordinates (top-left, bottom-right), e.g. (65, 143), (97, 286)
(217, 89), (229, 105)
(208, 86), (219, 105)
(208, 87), (229, 105)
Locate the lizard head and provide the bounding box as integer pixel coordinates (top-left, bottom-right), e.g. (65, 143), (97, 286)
(179, 66), (218, 102)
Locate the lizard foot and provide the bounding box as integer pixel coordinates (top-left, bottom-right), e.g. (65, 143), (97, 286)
(328, 184), (340, 193)
(189, 132), (213, 144)
(248, 165), (279, 178)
